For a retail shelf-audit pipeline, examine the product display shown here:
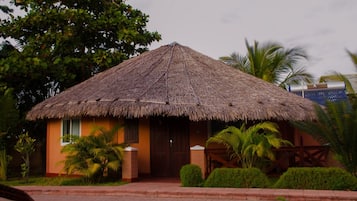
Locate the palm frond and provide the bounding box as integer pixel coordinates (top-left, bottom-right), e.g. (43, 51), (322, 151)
(292, 100), (357, 175)
(106, 160), (121, 172)
(222, 39), (311, 87)
(86, 163), (101, 178)
(206, 121), (290, 168)
(278, 67), (313, 87)
(346, 49), (357, 69)
(60, 124), (125, 181)
(319, 73), (355, 94)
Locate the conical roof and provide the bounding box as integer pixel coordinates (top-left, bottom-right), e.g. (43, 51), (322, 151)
(26, 43), (317, 122)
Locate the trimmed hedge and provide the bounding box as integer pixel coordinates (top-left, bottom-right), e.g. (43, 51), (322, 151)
(180, 164), (204, 187)
(204, 168), (270, 188)
(273, 167), (357, 190)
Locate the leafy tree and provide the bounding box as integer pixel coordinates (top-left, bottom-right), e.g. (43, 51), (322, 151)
(61, 125), (125, 183)
(293, 101), (357, 176)
(0, 4), (13, 14)
(220, 39), (313, 88)
(0, 132), (12, 181)
(0, 0), (161, 115)
(206, 122), (292, 168)
(0, 88), (19, 180)
(0, 88), (19, 134)
(14, 132), (36, 182)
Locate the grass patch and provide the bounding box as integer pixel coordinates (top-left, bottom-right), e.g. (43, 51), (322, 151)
(0, 176), (127, 186)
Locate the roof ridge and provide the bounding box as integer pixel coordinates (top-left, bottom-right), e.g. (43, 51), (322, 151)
(135, 43), (175, 104)
(169, 41), (180, 46)
(178, 45), (202, 106)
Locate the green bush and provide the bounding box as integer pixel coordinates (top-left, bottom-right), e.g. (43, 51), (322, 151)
(180, 164), (203, 187)
(273, 167), (357, 190)
(204, 168), (270, 188)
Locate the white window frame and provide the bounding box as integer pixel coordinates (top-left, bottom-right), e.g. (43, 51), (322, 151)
(61, 119), (81, 146)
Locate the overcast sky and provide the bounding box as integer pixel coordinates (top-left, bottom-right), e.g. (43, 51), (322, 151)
(1, 0), (357, 81)
(127, 0), (357, 80)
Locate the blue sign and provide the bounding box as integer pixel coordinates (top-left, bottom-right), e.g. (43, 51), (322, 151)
(291, 88), (348, 106)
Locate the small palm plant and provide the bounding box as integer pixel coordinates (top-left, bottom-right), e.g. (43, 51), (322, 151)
(61, 125), (125, 183)
(206, 122), (292, 168)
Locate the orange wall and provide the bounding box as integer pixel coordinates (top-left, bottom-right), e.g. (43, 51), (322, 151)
(46, 117), (152, 175)
(46, 118), (122, 175)
(47, 118), (250, 176)
(294, 128), (321, 146)
(46, 119), (64, 175)
(130, 118), (151, 174)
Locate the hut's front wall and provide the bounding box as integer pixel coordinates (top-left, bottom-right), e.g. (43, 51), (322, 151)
(46, 119), (62, 176)
(129, 118), (151, 175)
(294, 129), (320, 146)
(47, 117), (330, 177)
(46, 118), (123, 176)
(46, 117), (210, 176)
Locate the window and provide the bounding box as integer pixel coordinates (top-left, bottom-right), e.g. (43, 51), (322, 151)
(62, 119), (80, 144)
(124, 118), (139, 143)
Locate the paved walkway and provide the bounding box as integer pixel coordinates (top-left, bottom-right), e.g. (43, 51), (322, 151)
(17, 180), (357, 201)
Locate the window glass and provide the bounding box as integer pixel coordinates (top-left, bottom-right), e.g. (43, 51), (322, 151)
(71, 119), (80, 136)
(62, 119), (80, 144)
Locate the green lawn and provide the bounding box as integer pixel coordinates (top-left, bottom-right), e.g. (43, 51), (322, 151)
(0, 176), (127, 186)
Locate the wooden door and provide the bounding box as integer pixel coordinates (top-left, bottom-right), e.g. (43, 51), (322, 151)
(150, 117), (190, 177)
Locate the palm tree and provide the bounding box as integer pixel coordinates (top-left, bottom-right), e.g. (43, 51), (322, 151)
(61, 125), (125, 183)
(293, 101), (357, 176)
(220, 39), (313, 88)
(206, 122), (292, 168)
(319, 73), (355, 94)
(319, 49), (357, 95)
(347, 49), (357, 67)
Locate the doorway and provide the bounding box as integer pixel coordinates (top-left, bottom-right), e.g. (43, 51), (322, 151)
(150, 117), (190, 177)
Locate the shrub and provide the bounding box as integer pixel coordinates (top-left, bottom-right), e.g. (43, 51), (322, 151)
(180, 164), (203, 187)
(206, 122), (292, 168)
(204, 168), (270, 188)
(61, 126), (125, 183)
(273, 167), (357, 190)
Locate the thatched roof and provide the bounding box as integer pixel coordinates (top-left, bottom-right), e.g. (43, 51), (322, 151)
(26, 42), (317, 122)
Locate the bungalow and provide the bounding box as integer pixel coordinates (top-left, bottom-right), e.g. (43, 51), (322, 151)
(288, 82), (348, 106)
(26, 42), (318, 178)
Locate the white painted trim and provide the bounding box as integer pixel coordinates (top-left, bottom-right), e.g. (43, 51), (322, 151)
(190, 145), (205, 150)
(124, 146), (138, 151)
